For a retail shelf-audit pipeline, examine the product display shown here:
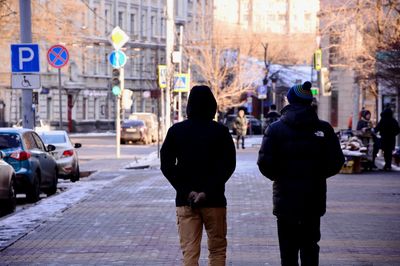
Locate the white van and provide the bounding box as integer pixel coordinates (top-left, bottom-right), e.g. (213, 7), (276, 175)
(128, 112), (159, 143)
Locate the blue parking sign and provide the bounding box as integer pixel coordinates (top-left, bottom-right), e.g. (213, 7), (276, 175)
(11, 44), (40, 73)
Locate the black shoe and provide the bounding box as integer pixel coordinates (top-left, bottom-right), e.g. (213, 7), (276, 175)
(383, 165), (392, 171)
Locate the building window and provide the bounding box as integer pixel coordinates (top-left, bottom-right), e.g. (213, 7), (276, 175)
(83, 97), (88, 120)
(105, 52), (109, 75)
(118, 11), (124, 28)
(140, 14), (147, 36)
(105, 9), (109, 34)
(93, 8), (97, 32)
(46, 98), (52, 120)
(130, 13), (135, 36)
(161, 18), (165, 37)
(94, 98), (99, 120)
(330, 90), (338, 127)
(151, 15), (156, 37)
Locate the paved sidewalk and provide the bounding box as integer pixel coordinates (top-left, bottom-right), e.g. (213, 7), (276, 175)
(0, 149), (399, 265)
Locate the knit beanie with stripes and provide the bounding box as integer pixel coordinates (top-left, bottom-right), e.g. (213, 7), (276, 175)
(287, 81), (313, 105)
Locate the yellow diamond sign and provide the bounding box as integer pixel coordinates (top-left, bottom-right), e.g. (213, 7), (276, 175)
(108, 26), (129, 50)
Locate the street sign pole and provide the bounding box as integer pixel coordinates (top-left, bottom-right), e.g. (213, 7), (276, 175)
(58, 68), (62, 129)
(116, 67), (124, 159)
(19, 0), (34, 129)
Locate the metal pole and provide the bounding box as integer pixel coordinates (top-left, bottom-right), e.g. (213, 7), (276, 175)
(116, 95), (121, 158)
(165, 0), (174, 130)
(116, 67), (124, 158)
(19, 0), (34, 129)
(58, 68), (63, 129)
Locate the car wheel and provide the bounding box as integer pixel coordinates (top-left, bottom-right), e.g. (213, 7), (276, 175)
(120, 139), (125, 144)
(70, 166), (80, 182)
(1, 177), (16, 215)
(46, 169), (58, 196)
(26, 172), (40, 203)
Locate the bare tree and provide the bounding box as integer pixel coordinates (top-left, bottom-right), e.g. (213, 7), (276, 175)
(184, 18), (262, 113)
(319, 0), (400, 117)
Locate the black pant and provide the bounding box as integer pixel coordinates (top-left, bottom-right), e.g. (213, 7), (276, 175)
(383, 148), (393, 169)
(277, 216), (321, 266)
(236, 135), (245, 148)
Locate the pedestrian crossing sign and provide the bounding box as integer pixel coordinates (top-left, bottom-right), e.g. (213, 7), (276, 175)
(158, 65), (167, 89)
(173, 73), (190, 92)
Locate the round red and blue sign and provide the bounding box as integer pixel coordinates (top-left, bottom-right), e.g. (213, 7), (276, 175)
(47, 44), (69, 69)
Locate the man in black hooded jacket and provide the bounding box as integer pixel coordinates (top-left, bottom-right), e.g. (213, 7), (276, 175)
(161, 85), (236, 266)
(257, 81), (344, 266)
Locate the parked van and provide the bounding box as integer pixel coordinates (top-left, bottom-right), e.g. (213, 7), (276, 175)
(128, 112), (159, 143)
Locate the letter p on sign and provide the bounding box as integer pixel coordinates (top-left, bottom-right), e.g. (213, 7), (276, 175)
(11, 44), (40, 73)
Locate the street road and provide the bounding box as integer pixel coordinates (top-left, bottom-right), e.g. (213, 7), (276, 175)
(70, 135), (158, 161)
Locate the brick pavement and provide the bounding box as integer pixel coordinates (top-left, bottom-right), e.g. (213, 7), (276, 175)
(0, 148), (400, 265)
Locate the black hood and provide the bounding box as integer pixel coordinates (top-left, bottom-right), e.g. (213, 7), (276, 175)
(280, 104), (320, 128)
(186, 85), (217, 121)
(380, 108), (393, 119)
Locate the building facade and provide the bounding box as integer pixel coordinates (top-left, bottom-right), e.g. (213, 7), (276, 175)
(0, 0), (206, 131)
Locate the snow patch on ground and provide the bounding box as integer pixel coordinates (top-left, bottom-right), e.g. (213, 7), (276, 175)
(0, 175), (126, 250)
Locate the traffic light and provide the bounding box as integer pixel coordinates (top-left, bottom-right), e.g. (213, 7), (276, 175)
(111, 68), (122, 96)
(112, 68), (120, 86)
(320, 67), (331, 96)
(314, 49), (322, 71)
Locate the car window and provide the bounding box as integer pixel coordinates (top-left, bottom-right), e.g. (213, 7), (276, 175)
(40, 133), (66, 144)
(32, 133), (46, 151)
(0, 133), (22, 150)
(23, 133), (39, 150)
(122, 120), (145, 128)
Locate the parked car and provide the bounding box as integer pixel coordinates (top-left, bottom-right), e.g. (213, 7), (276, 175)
(0, 128), (58, 202)
(38, 130), (82, 182)
(246, 116), (263, 135)
(0, 150), (16, 216)
(13, 119), (51, 131)
(120, 119), (150, 144)
(223, 114), (263, 135)
(128, 112), (159, 143)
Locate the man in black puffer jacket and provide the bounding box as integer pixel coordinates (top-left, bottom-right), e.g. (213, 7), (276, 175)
(161, 85), (236, 266)
(257, 81), (344, 266)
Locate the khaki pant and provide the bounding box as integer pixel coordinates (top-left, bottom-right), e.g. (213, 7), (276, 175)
(176, 207), (227, 266)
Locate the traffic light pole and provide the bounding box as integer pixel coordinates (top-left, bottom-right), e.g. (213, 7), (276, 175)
(116, 68), (124, 159)
(19, 0), (34, 129)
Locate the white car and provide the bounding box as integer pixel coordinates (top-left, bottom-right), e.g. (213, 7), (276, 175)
(38, 131), (82, 182)
(0, 150), (16, 216)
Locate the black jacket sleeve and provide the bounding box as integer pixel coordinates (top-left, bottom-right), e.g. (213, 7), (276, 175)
(160, 127), (181, 191)
(322, 124), (345, 178)
(257, 125), (278, 180)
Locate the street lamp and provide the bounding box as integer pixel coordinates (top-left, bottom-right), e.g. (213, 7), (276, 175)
(270, 72), (279, 105)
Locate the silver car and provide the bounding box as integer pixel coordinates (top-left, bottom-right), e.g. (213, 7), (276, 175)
(0, 151), (16, 215)
(38, 131), (82, 182)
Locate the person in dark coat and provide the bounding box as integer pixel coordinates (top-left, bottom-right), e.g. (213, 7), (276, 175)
(265, 104), (281, 129)
(374, 108), (400, 171)
(160, 85), (236, 266)
(257, 81), (344, 266)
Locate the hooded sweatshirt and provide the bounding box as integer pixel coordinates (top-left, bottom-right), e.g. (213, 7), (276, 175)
(160, 85), (236, 207)
(257, 104), (344, 218)
(375, 108), (400, 150)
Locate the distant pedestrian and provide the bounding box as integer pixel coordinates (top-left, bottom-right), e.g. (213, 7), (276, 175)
(160, 85), (236, 266)
(374, 108), (400, 171)
(257, 81), (344, 266)
(234, 109), (248, 149)
(265, 104), (281, 130)
(357, 109), (379, 169)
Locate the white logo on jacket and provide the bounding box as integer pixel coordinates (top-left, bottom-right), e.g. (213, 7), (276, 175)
(314, 131), (325, 137)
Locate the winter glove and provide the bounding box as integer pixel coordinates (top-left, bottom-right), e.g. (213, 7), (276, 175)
(187, 191), (206, 208)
